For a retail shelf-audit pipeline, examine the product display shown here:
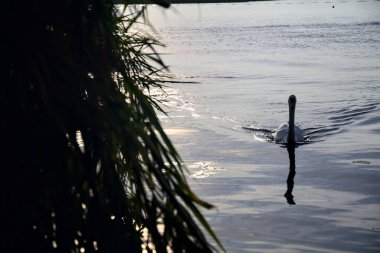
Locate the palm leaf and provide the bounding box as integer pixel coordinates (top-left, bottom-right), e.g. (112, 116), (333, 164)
(1, 0), (224, 252)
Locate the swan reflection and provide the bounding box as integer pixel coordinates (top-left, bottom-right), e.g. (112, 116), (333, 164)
(284, 144), (296, 205)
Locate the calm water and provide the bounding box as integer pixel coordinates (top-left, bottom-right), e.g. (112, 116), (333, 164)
(148, 1), (380, 252)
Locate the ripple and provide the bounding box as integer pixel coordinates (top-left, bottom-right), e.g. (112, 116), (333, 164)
(187, 161), (225, 179)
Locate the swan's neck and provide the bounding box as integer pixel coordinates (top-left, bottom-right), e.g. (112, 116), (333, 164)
(288, 106), (295, 143)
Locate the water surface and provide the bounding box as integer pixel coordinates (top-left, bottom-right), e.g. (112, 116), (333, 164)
(148, 1), (380, 252)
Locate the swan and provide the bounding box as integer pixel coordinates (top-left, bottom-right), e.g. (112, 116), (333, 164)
(273, 95), (304, 144)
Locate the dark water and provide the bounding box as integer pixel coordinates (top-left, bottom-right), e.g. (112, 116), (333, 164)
(148, 1), (380, 252)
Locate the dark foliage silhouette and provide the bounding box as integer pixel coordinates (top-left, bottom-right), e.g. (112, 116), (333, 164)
(0, 1), (222, 252)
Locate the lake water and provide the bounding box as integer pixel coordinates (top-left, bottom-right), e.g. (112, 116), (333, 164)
(147, 0), (380, 252)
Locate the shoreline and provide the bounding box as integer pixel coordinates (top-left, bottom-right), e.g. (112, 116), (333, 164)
(114, 0), (272, 5)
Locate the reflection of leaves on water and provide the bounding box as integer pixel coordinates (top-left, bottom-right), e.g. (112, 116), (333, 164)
(188, 161), (225, 179)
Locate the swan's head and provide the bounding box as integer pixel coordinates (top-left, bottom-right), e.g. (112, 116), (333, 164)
(288, 95), (297, 109)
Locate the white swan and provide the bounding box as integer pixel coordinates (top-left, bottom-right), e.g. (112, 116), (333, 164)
(273, 95), (304, 144)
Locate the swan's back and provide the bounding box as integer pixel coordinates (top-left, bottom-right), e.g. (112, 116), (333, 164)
(273, 123), (304, 143)
(273, 123), (289, 142)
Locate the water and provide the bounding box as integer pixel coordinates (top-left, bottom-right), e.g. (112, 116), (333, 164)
(147, 1), (380, 252)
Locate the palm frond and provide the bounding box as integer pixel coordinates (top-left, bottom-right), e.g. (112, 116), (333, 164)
(1, 0), (224, 252)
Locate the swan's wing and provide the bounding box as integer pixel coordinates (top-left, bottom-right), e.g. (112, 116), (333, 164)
(294, 125), (304, 142)
(276, 123), (289, 131)
(273, 123), (289, 142)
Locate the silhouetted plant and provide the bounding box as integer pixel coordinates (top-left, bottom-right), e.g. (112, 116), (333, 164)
(1, 1), (222, 252)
